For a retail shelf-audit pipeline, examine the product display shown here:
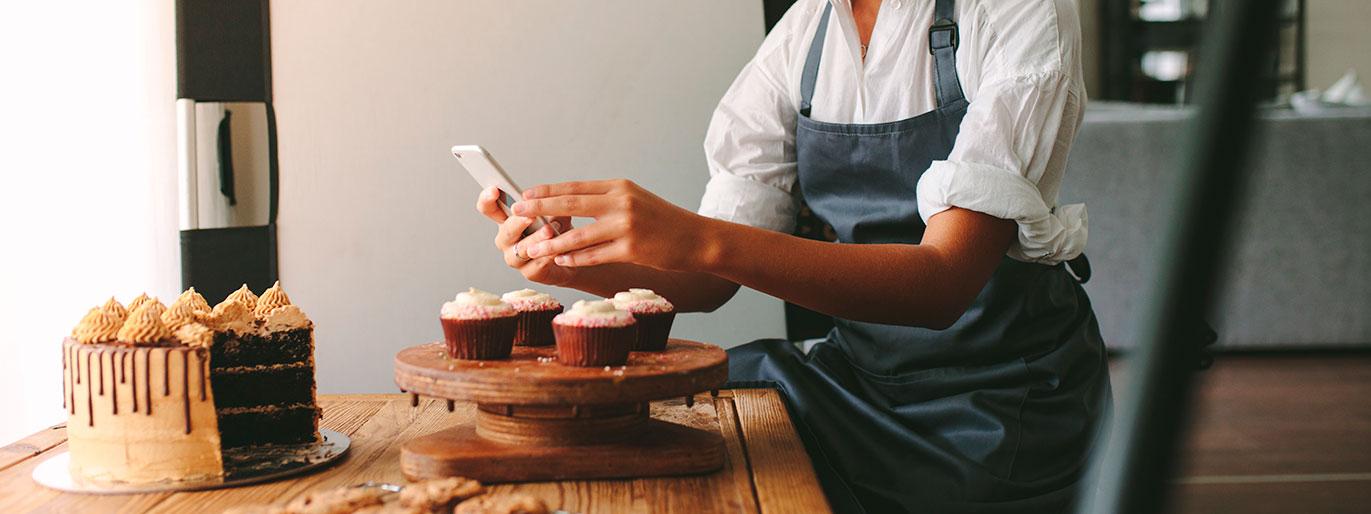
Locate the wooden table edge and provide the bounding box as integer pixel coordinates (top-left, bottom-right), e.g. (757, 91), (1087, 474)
(0, 391), (832, 514)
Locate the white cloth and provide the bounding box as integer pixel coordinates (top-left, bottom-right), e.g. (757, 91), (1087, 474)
(697, 0), (1089, 264)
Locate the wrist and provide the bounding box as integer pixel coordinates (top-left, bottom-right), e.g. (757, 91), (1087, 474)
(691, 215), (729, 274)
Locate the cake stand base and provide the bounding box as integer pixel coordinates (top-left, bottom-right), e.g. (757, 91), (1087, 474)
(400, 418), (723, 482)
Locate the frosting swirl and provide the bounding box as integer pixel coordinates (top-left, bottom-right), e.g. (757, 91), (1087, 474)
(175, 322), (215, 348)
(161, 300), (208, 331)
(254, 281), (292, 318)
(99, 297), (128, 323)
(501, 288), (561, 310)
(208, 298), (257, 335)
(172, 287), (212, 313)
(261, 304), (312, 331)
(441, 287), (516, 319)
(126, 293), (154, 315)
(553, 300), (635, 327)
(225, 284), (259, 312)
(610, 288), (674, 314)
(118, 303), (174, 345)
(74, 307), (123, 344)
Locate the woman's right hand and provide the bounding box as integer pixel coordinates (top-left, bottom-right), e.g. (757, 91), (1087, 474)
(475, 186), (576, 286)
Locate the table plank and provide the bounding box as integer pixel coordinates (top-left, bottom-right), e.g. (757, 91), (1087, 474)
(0, 392), (827, 514)
(732, 389), (832, 514)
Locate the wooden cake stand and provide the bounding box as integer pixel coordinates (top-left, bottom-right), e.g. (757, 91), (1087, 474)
(393, 339), (728, 482)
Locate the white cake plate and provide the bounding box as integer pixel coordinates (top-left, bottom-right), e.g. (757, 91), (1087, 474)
(32, 429), (350, 494)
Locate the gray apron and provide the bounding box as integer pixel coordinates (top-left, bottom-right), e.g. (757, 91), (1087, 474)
(726, 2), (1111, 512)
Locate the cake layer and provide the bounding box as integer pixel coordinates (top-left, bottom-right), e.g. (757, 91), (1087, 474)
(217, 404), (321, 448)
(210, 328), (313, 369)
(208, 362), (316, 408)
(63, 340), (225, 483)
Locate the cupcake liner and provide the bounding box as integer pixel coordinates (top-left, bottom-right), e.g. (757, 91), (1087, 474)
(513, 306), (562, 346)
(553, 323), (635, 367)
(441, 316), (517, 360)
(630, 311), (676, 351)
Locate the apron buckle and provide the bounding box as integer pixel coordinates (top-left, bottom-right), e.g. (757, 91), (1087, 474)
(928, 19), (958, 54)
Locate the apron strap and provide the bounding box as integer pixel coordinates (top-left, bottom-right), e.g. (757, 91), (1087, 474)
(798, 3), (833, 118)
(930, 0), (965, 108)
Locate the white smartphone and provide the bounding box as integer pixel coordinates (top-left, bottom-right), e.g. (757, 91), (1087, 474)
(452, 145), (561, 236)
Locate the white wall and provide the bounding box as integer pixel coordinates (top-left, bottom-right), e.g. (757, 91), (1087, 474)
(0, 0), (180, 445)
(270, 1), (785, 395)
(1307, 0), (1371, 89)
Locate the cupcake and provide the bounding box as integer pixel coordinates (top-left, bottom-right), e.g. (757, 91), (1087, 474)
(610, 288), (675, 351)
(501, 289), (563, 346)
(552, 300), (636, 367)
(440, 288), (518, 360)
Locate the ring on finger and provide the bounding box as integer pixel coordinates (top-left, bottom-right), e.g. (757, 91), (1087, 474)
(512, 242), (530, 262)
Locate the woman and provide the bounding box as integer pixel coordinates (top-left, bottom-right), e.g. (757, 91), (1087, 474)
(475, 0), (1109, 512)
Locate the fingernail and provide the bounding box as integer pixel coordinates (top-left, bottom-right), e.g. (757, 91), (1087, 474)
(526, 243), (544, 258)
(523, 190), (537, 200)
(550, 220), (563, 231)
(510, 202), (525, 215)
(554, 256), (569, 265)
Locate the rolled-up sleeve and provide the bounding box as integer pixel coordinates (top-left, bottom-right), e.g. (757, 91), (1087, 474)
(697, 27), (801, 234)
(916, 4), (1090, 264)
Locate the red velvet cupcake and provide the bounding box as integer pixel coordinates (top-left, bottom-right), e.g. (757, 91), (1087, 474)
(501, 288), (563, 346)
(610, 288), (675, 351)
(440, 288), (517, 360)
(552, 300), (636, 367)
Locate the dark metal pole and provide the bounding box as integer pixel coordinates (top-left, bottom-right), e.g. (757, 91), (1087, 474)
(1075, 1), (1281, 513)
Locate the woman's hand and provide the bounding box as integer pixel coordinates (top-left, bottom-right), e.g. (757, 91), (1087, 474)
(475, 186), (576, 286)
(512, 179), (715, 272)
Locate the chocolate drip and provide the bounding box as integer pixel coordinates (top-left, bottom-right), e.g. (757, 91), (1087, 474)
(143, 348), (153, 415)
(163, 349), (171, 396)
(182, 349), (192, 434)
(196, 348), (206, 401)
(119, 351), (127, 384)
(68, 346), (76, 414)
(130, 348), (139, 413)
(96, 349), (105, 396)
(85, 348), (94, 427)
(110, 353), (119, 416)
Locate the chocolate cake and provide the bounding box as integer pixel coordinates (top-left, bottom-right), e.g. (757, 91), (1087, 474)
(61, 283), (319, 484)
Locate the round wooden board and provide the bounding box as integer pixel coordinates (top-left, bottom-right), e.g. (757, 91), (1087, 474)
(394, 339), (728, 406)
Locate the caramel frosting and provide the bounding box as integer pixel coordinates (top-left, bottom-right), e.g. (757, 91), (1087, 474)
(174, 322), (214, 348)
(172, 287), (212, 314)
(260, 304), (312, 332)
(208, 299), (256, 335)
(74, 308), (123, 344)
(118, 303), (174, 345)
(254, 281), (292, 318)
(99, 297), (128, 323)
(161, 300), (207, 331)
(126, 293), (154, 315)
(225, 284), (259, 312)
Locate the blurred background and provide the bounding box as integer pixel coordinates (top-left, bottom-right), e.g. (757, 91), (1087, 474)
(1, 1), (1367, 511)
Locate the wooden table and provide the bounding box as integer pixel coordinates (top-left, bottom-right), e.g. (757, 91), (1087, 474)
(0, 391), (831, 513)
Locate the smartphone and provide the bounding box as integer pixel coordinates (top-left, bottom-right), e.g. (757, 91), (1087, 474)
(452, 145), (561, 236)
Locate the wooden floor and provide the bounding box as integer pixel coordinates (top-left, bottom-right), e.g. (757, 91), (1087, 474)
(1117, 353), (1371, 514)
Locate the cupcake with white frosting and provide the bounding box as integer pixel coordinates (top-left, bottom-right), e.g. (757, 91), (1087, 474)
(501, 288), (563, 347)
(440, 288), (518, 360)
(551, 300), (637, 367)
(610, 288), (675, 351)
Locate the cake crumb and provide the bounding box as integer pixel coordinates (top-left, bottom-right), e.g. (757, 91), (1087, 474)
(453, 494), (549, 514)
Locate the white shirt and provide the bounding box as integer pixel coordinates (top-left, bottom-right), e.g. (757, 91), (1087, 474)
(697, 0), (1088, 264)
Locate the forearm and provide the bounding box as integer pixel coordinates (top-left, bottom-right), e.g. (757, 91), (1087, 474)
(559, 264), (740, 313)
(697, 217), (997, 328)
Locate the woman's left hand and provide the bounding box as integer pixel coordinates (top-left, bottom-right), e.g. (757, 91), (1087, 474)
(511, 179), (712, 271)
